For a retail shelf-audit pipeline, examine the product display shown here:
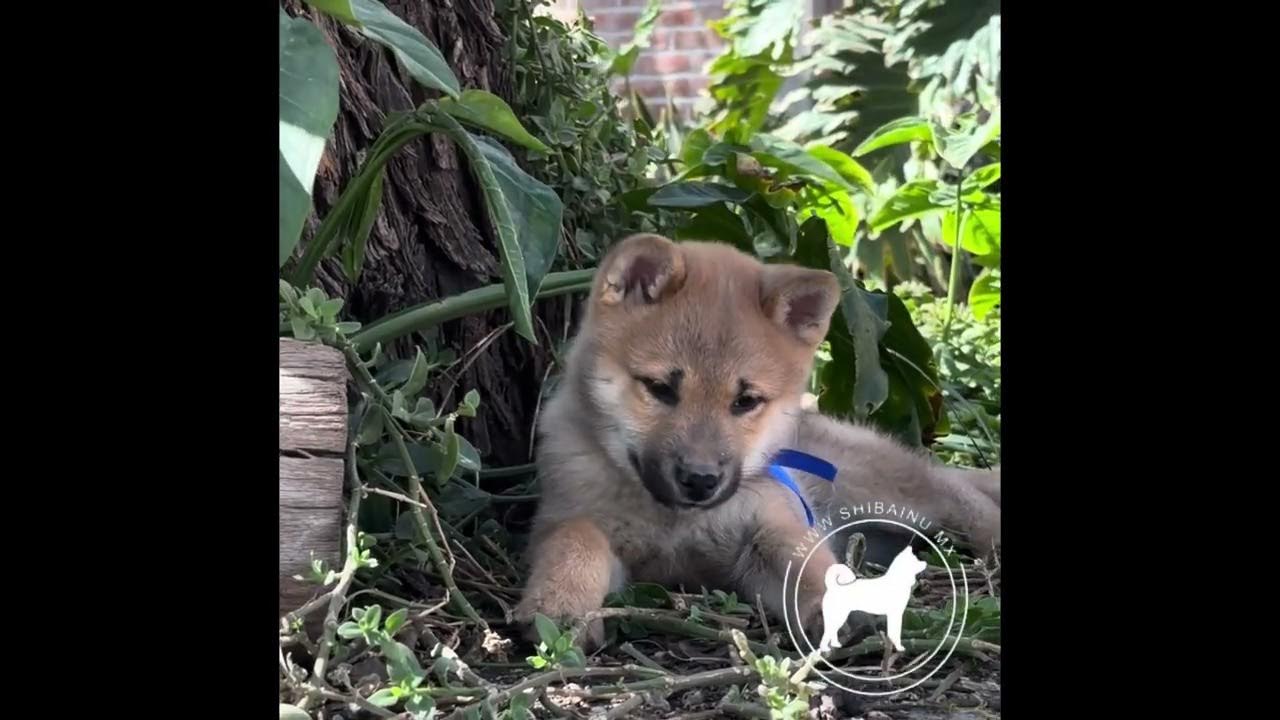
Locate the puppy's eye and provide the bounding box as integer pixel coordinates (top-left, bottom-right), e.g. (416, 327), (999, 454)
(731, 394), (764, 415)
(637, 377), (679, 406)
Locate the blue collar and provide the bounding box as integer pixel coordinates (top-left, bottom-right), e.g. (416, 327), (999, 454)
(767, 449), (837, 527)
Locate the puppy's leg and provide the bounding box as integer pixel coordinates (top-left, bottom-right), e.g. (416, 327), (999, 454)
(515, 517), (620, 647)
(733, 502), (837, 638)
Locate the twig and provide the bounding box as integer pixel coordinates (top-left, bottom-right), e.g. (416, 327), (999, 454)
(755, 593), (773, 649)
(720, 701), (771, 719)
(618, 642), (670, 673)
(539, 687), (583, 719)
(378, 404), (486, 628)
(605, 693), (646, 719)
(928, 664), (965, 702)
(578, 608), (787, 659)
(825, 636), (1000, 662)
(305, 447), (365, 705)
(446, 666), (666, 720)
(555, 664), (758, 699)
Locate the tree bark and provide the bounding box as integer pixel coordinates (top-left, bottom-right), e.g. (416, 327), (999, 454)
(285, 0), (567, 469)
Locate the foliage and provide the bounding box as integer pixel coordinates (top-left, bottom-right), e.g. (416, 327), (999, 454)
(525, 614), (586, 670)
(279, 0), (564, 344)
(506, 0), (671, 265)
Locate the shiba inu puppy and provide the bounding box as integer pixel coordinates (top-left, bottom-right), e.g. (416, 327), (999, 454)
(515, 234), (1000, 644)
(818, 547), (929, 653)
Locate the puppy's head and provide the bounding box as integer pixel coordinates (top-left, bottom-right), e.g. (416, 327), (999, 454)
(578, 233), (839, 509)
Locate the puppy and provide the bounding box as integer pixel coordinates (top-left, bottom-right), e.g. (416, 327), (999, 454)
(818, 546), (928, 653)
(514, 234), (999, 645)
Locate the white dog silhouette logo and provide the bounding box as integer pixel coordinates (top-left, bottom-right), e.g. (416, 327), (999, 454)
(818, 545), (928, 653)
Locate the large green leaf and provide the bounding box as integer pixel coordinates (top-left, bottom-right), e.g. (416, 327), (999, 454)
(969, 268), (1000, 320)
(748, 134), (852, 190)
(930, 107), (1001, 170)
(474, 137), (564, 302)
(851, 116), (932, 157)
(306, 0), (461, 98)
(437, 117), (536, 342)
(648, 182), (750, 208)
(675, 203), (754, 253)
(798, 184), (859, 247)
(869, 180), (950, 232)
(439, 90), (550, 153)
(795, 220), (888, 420)
(279, 8), (340, 267)
(806, 145), (875, 192)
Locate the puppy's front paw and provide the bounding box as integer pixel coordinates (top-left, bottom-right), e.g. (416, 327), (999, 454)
(514, 596), (605, 651)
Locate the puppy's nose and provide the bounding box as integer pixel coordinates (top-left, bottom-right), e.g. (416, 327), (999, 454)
(675, 460), (724, 501)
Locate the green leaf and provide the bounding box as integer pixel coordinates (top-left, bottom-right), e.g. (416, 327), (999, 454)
(648, 182), (750, 208)
(806, 145), (875, 192)
(319, 298), (344, 321)
(675, 203), (754, 253)
(347, 0), (460, 98)
(748, 134), (852, 190)
(362, 604), (383, 629)
(337, 621), (363, 639)
(851, 116), (932, 157)
(375, 441), (443, 477)
(368, 688), (401, 708)
(931, 107), (1001, 169)
(942, 208), (1000, 255)
(533, 614), (560, 648)
(798, 184), (859, 247)
(680, 128), (712, 166)
(456, 435), (481, 473)
(340, 171), (383, 282)
(969, 268), (1000, 320)
(473, 137), (563, 303)
(437, 121), (535, 342)
(463, 389), (480, 410)
(439, 431), (461, 480)
(527, 655), (548, 669)
(437, 481), (491, 518)
(279, 8), (340, 268)
(290, 317), (316, 341)
(401, 350), (430, 398)
(869, 180), (950, 232)
(560, 648), (586, 668)
(406, 693), (436, 716)
(798, 223), (889, 420)
(964, 162), (1000, 192)
(381, 638), (428, 687)
(439, 90), (550, 153)
(385, 607), (409, 634)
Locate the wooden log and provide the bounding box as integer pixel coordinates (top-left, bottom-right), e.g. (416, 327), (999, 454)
(279, 338), (347, 618)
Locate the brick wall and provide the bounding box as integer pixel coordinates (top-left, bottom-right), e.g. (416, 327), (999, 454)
(550, 0), (730, 120)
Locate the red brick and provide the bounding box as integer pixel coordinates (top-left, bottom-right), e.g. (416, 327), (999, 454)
(630, 51), (714, 75)
(627, 76), (710, 100)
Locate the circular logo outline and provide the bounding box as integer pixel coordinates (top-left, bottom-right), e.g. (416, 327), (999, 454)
(781, 516), (970, 697)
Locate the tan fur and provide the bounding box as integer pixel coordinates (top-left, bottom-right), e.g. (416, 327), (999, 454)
(515, 235), (1000, 640)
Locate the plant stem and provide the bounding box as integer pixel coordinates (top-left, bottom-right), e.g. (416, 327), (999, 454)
(381, 404), (488, 628)
(291, 122), (432, 286)
(305, 444), (365, 708)
(349, 268), (595, 352)
(941, 178), (967, 343)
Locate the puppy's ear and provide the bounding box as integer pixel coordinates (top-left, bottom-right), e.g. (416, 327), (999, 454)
(759, 264), (841, 346)
(596, 233), (687, 307)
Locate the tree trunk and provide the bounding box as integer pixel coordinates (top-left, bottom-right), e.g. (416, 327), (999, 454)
(286, 0), (566, 469)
